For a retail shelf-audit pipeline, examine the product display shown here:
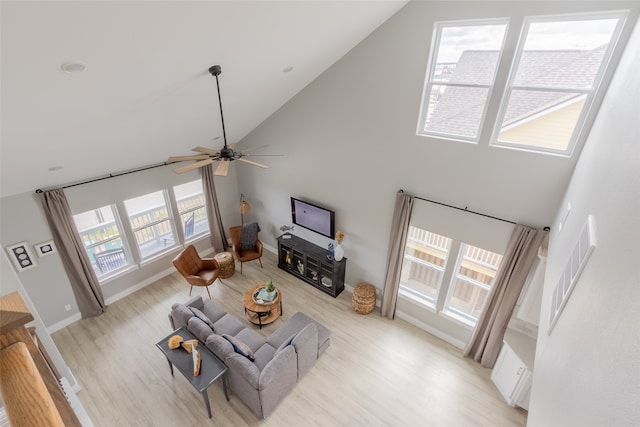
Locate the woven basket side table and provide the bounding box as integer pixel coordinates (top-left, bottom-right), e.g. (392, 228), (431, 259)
(352, 283), (376, 315)
(213, 252), (235, 279)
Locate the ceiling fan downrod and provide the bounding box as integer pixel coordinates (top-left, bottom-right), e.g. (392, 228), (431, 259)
(208, 65), (232, 158)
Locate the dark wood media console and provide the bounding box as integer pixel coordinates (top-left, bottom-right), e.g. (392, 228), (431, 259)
(277, 234), (346, 297)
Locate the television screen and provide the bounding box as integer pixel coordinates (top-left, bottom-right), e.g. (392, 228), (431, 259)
(291, 197), (335, 238)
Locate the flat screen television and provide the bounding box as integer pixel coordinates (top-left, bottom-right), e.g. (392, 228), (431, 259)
(291, 197), (335, 238)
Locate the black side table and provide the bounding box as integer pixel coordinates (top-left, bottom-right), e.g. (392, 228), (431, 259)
(156, 327), (229, 418)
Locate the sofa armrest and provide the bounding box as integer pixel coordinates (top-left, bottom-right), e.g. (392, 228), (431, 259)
(291, 323), (318, 379)
(259, 345), (297, 391)
(226, 353), (260, 389)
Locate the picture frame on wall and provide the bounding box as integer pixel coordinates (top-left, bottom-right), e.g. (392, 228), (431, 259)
(5, 241), (38, 272)
(34, 240), (57, 258)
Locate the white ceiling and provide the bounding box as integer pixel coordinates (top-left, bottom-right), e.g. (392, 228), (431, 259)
(0, 1), (406, 197)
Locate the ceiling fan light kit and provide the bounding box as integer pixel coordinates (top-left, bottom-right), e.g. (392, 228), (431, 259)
(168, 65), (274, 176)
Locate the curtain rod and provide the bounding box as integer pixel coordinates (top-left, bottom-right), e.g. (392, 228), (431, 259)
(400, 189), (550, 230)
(35, 161), (173, 193)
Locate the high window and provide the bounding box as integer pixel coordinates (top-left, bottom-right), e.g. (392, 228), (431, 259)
(417, 19), (509, 142)
(173, 180), (209, 242)
(418, 11), (628, 156)
(73, 205), (131, 279)
(492, 12), (625, 155)
(124, 190), (176, 260)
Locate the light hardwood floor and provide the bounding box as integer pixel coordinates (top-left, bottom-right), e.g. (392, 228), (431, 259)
(52, 250), (527, 426)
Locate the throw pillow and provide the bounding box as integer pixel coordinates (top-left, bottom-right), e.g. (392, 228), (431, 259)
(240, 222), (260, 251)
(188, 306), (215, 331)
(222, 334), (255, 361)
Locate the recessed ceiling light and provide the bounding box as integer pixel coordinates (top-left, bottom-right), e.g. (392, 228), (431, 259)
(61, 61), (87, 74)
(48, 166), (64, 171)
(282, 66), (294, 73)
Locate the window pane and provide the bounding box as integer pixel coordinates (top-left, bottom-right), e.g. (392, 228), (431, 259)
(514, 19), (619, 89)
(73, 205), (130, 279)
(436, 25), (506, 85)
(418, 20), (507, 141)
(498, 90), (586, 150)
(124, 190), (176, 259)
(400, 227), (452, 303)
(446, 244), (503, 322)
(173, 180), (209, 241)
(494, 13), (624, 154)
(425, 85), (489, 139)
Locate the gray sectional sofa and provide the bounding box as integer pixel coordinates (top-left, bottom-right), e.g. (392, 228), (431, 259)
(169, 296), (330, 418)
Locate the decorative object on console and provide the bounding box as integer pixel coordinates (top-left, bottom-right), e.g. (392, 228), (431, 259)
(5, 241), (37, 272)
(334, 230), (345, 262)
(279, 224), (294, 238)
(34, 240), (57, 258)
(239, 194), (250, 225)
(327, 242), (334, 261)
(296, 260), (304, 275)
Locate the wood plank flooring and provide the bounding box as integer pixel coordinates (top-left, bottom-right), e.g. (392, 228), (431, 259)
(52, 250), (527, 426)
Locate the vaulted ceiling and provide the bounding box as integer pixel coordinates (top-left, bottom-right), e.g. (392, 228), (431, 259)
(1, 1), (407, 197)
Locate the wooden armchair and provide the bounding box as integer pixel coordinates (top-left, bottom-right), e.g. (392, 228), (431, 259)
(172, 245), (221, 299)
(229, 224), (263, 274)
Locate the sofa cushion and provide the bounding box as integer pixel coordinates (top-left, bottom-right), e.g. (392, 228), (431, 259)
(200, 299), (227, 324)
(214, 314), (245, 336)
(235, 328), (266, 353)
(253, 344), (277, 372)
(205, 333), (234, 361)
(188, 306), (215, 330)
(187, 317), (215, 344)
(275, 333), (296, 355)
(223, 334), (255, 361)
(171, 303), (195, 329)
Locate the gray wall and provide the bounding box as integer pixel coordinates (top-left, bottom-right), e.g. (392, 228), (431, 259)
(0, 165), (239, 327)
(236, 1), (636, 345)
(528, 18), (640, 427)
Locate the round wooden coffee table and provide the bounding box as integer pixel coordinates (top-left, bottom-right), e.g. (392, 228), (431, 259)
(242, 284), (282, 329)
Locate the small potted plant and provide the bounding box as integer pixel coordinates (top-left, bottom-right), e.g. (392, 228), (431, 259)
(265, 280), (276, 299)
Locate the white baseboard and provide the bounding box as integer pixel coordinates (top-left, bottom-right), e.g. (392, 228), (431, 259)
(47, 312), (82, 334)
(396, 311), (466, 350)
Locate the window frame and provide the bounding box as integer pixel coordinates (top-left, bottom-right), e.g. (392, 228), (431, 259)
(173, 179), (209, 243)
(489, 10), (628, 156)
(416, 18), (511, 143)
(124, 189), (178, 262)
(417, 10), (630, 157)
(73, 204), (134, 281)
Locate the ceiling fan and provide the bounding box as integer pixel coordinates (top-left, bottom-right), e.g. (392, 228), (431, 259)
(168, 65), (274, 176)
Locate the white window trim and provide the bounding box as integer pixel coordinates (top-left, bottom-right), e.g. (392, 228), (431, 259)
(489, 10), (629, 156)
(416, 18), (511, 143)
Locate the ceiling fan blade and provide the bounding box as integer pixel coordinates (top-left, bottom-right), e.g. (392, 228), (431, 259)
(192, 146), (219, 155)
(238, 158), (270, 169)
(173, 159), (214, 174)
(214, 159), (230, 176)
(168, 155), (210, 162)
(241, 145), (268, 153)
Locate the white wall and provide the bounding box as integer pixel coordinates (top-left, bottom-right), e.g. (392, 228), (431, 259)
(236, 1), (634, 345)
(528, 19), (640, 427)
(0, 164), (238, 327)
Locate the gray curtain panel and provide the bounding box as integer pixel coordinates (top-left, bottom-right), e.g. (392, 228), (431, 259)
(201, 165), (228, 251)
(381, 191), (414, 319)
(38, 189), (107, 318)
(463, 224), (547, 368)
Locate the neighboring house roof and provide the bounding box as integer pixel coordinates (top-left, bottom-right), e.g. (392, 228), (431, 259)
(425, 45), (607, 137)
